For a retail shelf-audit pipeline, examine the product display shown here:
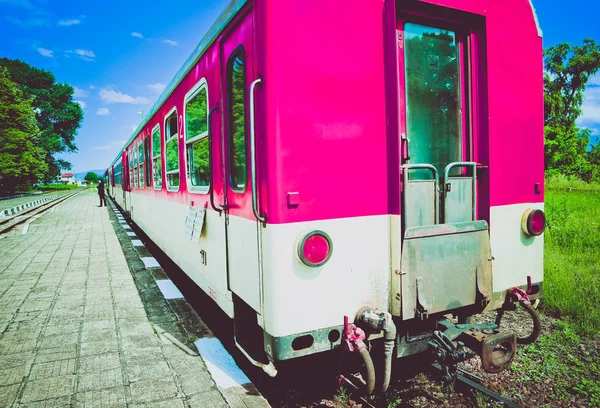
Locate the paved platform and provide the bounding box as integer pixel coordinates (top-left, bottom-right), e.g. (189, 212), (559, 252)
(0, 190), (268, 407)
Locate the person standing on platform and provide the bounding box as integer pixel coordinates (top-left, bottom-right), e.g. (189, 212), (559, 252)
(97, 179), (106, 207)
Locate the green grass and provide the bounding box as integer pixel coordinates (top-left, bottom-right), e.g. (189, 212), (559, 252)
(512, 320), (600, 406)
(38, 183), (83, 191)
(544, 177), (600, 336)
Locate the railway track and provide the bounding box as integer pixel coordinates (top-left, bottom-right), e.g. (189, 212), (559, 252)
(430, 363), (522, 408)
(0, 190), (81, 235)
(337, 363), (522, 407)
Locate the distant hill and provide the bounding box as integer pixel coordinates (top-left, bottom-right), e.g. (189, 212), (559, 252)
(74, 170), (105, 181)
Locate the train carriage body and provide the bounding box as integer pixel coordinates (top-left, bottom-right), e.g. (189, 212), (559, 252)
(108, 0), (545, 381)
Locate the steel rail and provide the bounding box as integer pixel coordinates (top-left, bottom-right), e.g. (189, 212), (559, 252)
(431, 363), (522, 408)
(0, 190), (81, 235)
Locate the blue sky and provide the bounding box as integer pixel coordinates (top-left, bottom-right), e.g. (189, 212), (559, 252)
(0, 0), (599, 173)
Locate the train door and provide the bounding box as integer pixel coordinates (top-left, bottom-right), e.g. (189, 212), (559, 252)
(399, 18), (476, 228)
(220, 10), (266, 361)
(396, 16), (492, 320)
(123, 152), (130, 211)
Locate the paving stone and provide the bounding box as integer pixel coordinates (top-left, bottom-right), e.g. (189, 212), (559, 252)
(0, 365), (28, 386)
(77, 367), (124, 392)
(129, 397), (186, 408)
(0, 384), (21, 406)
(0, 351), (35, 369)
(15, 395), (72, 408)
(115, 307), (148, 321)
(125, 359), (171, 383)
(83, 309), (115, 322)
(72, 386), (126, 408)
(80, 338), (119, 356)
(35, 347), (78, 364)
(29, 359), (76, 380)
(43, 320), (81, 336)
(129, 377), (179, 404)
(40, 333), (79, 349)
(178, 370), (215, 396)
(20, 375), (75, 403)
(80, 328), (117, 344)
(187, 389), (229, 408)
(18, 300), (54, 312)
(50, 308), (83, 320)
(222, 384), (269, 408)
(0, 338), (38, 355)
(81, 319), (115, 333)
(78, 354), (121, 374)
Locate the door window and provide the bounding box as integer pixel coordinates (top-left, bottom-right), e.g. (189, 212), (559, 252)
(404, 23), (462, 177)
(226, 48), (247, 191)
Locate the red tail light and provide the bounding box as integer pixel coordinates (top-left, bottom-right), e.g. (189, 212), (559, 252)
(298, 231), (333, 267)
(521, 209), (546, 236)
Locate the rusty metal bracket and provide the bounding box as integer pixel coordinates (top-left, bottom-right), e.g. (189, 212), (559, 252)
(415, 277), (430, 320)
(475, 266), (490, 306)
(460, 329), (516, 374)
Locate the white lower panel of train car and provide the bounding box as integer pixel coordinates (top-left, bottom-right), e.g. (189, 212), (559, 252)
(489, 202), (544, 305)
(112, 187), (391, 336)
(112, 187), (543, 341)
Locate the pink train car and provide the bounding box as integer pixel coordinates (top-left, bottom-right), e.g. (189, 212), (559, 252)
(107, 0), (545, 390)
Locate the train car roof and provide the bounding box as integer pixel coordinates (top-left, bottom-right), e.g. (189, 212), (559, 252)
(111, 0), (248, 164)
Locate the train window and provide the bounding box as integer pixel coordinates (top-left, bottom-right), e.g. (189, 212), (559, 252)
(165, 109), (180, 191)
(133, 145), (139, 189)
(144, 138), (151, 188)
(185, 81), (210, 192)
(128, 152), (134, 190)
(152, 125), (162, 189)
(226, 48), (247, 191)
(138, 142), (145, 189)
(114, 162), (122, 186)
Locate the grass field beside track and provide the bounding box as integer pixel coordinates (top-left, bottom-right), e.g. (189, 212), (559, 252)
(543, 177), (600, 336)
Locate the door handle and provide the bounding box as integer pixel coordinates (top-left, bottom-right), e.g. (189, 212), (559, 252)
(249, 77), (266, 225)
(208, 104), (223, 214)
(401, 133), (411, 161)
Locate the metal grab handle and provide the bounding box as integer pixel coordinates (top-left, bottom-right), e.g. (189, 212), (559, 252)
(401, 133), (410, 161)
(443, 162), (478, 221)
(402, 164), (439, 225)
(249, 78), (266, 225)
(208, 104), (222, 214)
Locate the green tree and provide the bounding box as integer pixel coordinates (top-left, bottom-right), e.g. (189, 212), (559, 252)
(84, 172), (99, 184)
(0, 58), (83, 181)
(544, 39), (600, 178)
(0, 67), (48, 192)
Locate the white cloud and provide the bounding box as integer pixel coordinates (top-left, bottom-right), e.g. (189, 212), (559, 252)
(73, 86), (89, 98)
(75, 100), (86, 108)
(99, 89), (150, 105)
(89, 84), (96, 89)
(58, 18), (81, 26)
(65, 49), (95, 61)
(577, 76), (600, 130)
(36, 47), (53, 57)
(162, 39), (178, 46)
(96, 108), (110, 116)
(95, 139), (127, 151)
(130, 32), (143, 39)
(148, 83), (166, 94)
(589, 74), (600, 87)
